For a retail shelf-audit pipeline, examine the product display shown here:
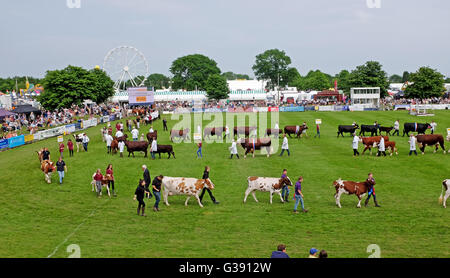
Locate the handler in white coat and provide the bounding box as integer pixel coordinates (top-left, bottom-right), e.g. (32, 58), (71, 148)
(229, 139), (239, 159)
(279, 134), (290, 156)
(408, 134), (418, 156)
(352, 133), (360, 156)
(150, 138), (157, 160)
(377, 136), (386, 157)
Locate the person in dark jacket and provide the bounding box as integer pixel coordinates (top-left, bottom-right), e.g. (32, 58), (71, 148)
(271, 244), (290, 258)
(199, 166), (219, 205)
(163, 118), (168, 131)
(142, 165), (152, 199)
(133, 179), (148, 216)
(42, 148), (51, 161)
(152, 175), (163, 212)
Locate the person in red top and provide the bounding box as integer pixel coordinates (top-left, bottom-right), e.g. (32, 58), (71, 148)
(115, 122), (121, 132)
(106, 164), (116, 197)
(59, 142), (65, 158)
(67, 139), (74, 157)
(94, 169), (104, 198)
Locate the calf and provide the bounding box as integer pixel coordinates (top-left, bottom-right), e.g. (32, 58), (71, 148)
(162, 177), (215, 208)
(333, 178), (376, 208)
(384, 141), (398, 156)
(90, 172), (111, 197)
(284, 125), (307, 138)
(110, 138), (118, 154)
(359, 125), (379, 136)
(244, 176), (292, 204)
(36, 148), (44, 163)
(379, 126), (394, 136)
(41, 160), (56, 184)
(416, 134), (446, 154)
(439, 179), (450, 208)
(266, 128), (283, 137)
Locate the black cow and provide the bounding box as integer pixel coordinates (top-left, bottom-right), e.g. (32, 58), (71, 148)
(379, 126), (394, 136)
(402, 123), (431, 137)
(337, 124), (359, 137)
(359, 125), (379, 136)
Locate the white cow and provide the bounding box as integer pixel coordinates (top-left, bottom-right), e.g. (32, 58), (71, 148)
(439, 179), (450, 208)
(162, 177), (215, 208)
(244, 176), (292, 204)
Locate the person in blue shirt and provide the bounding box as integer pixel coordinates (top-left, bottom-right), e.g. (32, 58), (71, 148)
(271, 244), (290, 258)
(293, 176), (308, 213)
(281, 169), (290, 202)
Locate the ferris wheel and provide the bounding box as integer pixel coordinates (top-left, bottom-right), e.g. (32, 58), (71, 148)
(103, 46), (149, 92)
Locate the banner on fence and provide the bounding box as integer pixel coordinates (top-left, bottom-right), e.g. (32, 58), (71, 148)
(8, 135), (25, 148)
(0, 139), (8, 150)
(24, 134), (34, 142)
(65, 124), (76, 134)
(254, 107), (269, 112)
(318, 106), (334, 111)
(268, 107), (279, 112)
(279, 106), (305, 112)
(82, 119), (97, 129)
(394, 105), (411, 111)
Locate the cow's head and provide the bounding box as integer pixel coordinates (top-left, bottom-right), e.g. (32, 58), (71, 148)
(204, 179), (215, 190)
(333, 178), (344, 188)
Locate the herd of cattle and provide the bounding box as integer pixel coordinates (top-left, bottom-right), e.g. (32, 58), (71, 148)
(338, 122), (447, 155)
(35, 116), (450, 209)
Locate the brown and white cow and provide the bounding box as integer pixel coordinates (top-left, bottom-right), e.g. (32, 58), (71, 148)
(162, 177), (215, 208)
(41, 160), (56, 184)
(416, 134), (446, 154)
(361, 136), (389, 155)
(36, 148), (44, 163)
(374, 141), (398, 156)
(244, 176), (292, 204)
(439, 179), (450, 208)
(333, 178), (376, 208)
(90, 172), (111, 197)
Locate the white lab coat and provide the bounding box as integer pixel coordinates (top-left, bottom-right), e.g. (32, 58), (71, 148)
(352, 136), (359, 149)
(274, 123), (279, 130)
(115, 131), (123, 138)
(282, 137), (289, 150)
(409, 136), (417, 151)
(118, 141), (125, 152)
(378, 137), (385, 152)
(230, 142), (238, 154)
(105, 135), (113, 147)
(151, 140), (157, 152)
(131, 129), (139, 139)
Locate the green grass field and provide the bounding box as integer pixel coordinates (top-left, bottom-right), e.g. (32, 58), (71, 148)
(0, 110), (449, 258)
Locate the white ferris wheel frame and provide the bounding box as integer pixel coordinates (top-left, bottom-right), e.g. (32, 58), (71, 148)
(102, 46), (149, 92)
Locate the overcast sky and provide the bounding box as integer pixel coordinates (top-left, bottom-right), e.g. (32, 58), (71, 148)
(1, 0), (449, 79)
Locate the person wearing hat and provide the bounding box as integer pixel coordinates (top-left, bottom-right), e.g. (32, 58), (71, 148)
(271, 244), (290, 258)
(309, 248), (319, 258)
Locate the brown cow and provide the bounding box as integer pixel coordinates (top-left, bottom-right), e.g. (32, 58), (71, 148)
(284, 125), (308, 138)
(146, 131), (158, 143)
(416, 134), (446, 154)
(333, 178), (376, 208)
(233, 126), (257, 137)
(116, 134), (128, 142)
(110, 138), (119, 154)
(266, 128), (283, 137)
(36, 148), (44, 163)
(203, 127), (226, 138)
(155, 144), (176, 159)
(361, 136), (389, 155)
(239, 138), (271, 158)
(41, 160), (56, 184)
(90, 172), (111, 197)
(384, 141), (398, 156)
(170, 128), (190, 142)
(124, 141), (149, 157)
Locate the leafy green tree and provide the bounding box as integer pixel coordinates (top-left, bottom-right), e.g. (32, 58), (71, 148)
(205, 74), (229, 100)
(404, 67), (445, 99)
(334, 70), (351, 93)
(389, 74), (403, 83)
(170, 54), (221, 90)
(144, 73), (170, 90)
(402, 71), (410, 83)
(221, 72), (251, 80)
(0, 76), (43, 92)
(348, 61), (389, 97)
(301, 70), (331, 91)
(38, 65), (114, 110)
(444, 77), (450, 83)
(252, 49), (292, 90)
(283, 67), (302, 87)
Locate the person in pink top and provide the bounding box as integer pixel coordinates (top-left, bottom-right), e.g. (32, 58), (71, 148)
(106, 164), (116, 196)
(59, 142), (65, 158)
